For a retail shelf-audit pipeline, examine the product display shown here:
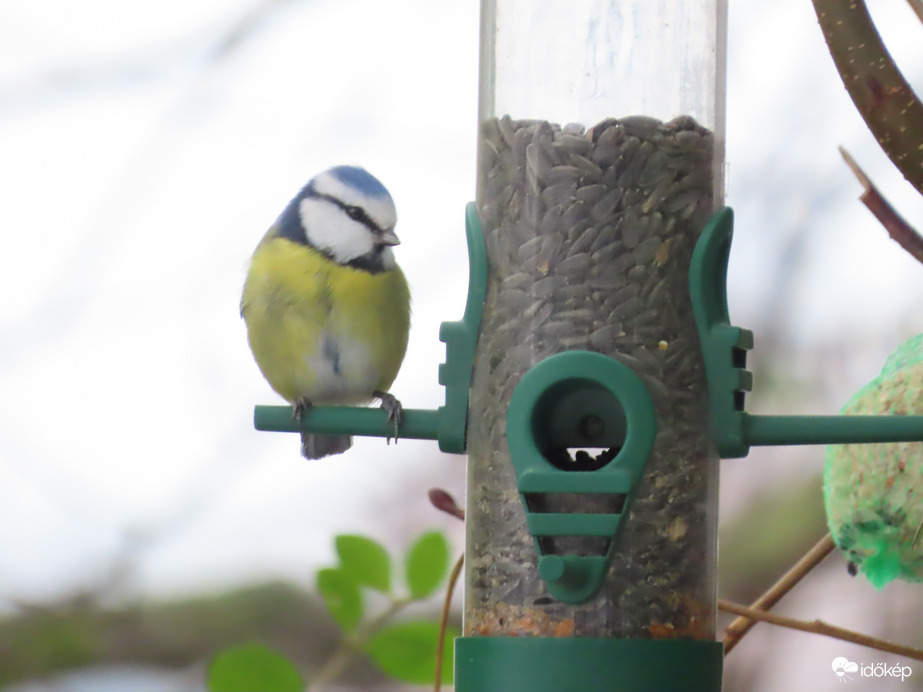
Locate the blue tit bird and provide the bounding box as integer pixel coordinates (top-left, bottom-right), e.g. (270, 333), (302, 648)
(241, 166), (411, 459)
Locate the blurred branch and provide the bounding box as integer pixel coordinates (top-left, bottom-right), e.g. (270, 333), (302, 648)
(907, 0), (923, 24)
(0, 0), (303, 370)
(723, 533), (835, 654)
(812, 0), (923, 195)
(434, 554), (464, 692)
(718, 599), (923, 662)
(0, 583), (387, 688)
(211, 0), (297, 60)
(310, 597), (410, 691)
(719, 474), (829, 598)
(840, 147), (923, 265)
(430, 489), (465, 692)
(2, 0), (298, 112)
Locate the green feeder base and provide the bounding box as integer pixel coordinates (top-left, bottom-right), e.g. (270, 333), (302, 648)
(455, 637), (723, 692)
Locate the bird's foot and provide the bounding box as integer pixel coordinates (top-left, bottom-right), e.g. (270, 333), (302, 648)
(292, 397), (312, 423)
(374, 391), (403, 444)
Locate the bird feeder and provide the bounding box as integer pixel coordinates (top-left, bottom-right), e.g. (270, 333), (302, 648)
(251, 1), (923, 690)
(459, 0), (726, 689)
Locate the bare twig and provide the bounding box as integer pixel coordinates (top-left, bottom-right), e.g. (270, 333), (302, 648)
(912, 518), (923, 550)
(719, 599), (923, 662)
(906, 0), (923, 24)
(310, 598), (410, 691)
(429, 488), (465, 692)
(434, 554), (465, 692)
(724, 533), (836, 653)
(840, 147), (923, 266)
(812, 0), (923, 194)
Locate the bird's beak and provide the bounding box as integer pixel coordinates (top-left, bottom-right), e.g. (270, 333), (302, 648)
(378, 229), (400, 246)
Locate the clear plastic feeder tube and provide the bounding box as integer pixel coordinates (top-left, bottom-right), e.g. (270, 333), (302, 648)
(467, 0), (727, 639)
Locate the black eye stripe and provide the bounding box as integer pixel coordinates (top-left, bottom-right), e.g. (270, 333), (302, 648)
(314, 192), (383, 234)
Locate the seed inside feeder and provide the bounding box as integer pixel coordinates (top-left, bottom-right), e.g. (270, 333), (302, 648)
(466, 113), (720, 639)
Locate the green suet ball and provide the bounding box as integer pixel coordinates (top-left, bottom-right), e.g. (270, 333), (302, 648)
(824, 334), (923, 590)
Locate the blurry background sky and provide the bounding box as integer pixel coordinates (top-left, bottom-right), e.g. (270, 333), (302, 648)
(1, 0), (922, 690)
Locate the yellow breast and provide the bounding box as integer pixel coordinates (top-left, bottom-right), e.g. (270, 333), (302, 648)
(241, 235), (411, 404)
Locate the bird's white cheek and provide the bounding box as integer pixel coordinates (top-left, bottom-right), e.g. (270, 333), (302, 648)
(300, 199), (374, 263)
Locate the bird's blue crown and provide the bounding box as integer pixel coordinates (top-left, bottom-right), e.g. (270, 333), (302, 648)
(327, 165), (391, 199)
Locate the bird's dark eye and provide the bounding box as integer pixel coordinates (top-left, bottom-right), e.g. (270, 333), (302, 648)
(345, 205), (364, 221)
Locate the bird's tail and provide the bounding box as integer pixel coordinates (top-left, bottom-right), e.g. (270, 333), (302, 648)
(301, 432), (352, 459)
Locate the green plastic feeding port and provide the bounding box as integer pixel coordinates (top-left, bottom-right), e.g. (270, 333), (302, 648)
(253, 202), (487, 454)
(505, 350), (657, 604)
(690, 207), (923, 458)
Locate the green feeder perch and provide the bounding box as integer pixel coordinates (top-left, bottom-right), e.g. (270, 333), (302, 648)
(689, 207), (923, 458)
(690, 206), (923, 593)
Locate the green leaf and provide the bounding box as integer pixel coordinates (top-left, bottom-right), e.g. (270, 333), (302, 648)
(316, 567), (363, 632)
(365, 621), (459, 685)
(335, 534), (392, 593)
(207, 642), (303, 692)
(405, 531), (450, 599)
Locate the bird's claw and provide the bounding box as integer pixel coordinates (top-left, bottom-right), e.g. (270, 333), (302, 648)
(374, 391), (403, 445)
(292, 397), (312, 423)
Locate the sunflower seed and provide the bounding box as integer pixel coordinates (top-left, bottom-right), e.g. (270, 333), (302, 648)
(589, 144), (620, 167)
(560, 335), (590, 348)
(569, 153), (604, 181)
(518, 236), (544, 261)
(534, 275), (564, 297)
(574, 183), (608, 206)
(619, 115), (665, 139)
(587, 273), (627, 291)
(541, 320), (575, 338)
(558, 252), (592, 276)
(503, 272), (535, 290)
(596, 121), (623, 146)
(633, 235), (662, 265)
(590, 189), (623, 222)
(593, 239), (624, 263)
(499, 288), (532, 312)
(611, 295), (643, 321)
(548, 165), (584, 185)
(469, 113), (719, 640)
(541, 182), (579, 207)
(567, 223), (598, 256)
(526, 142), (552, 183)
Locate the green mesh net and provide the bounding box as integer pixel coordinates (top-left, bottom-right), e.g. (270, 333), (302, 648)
(824, 334), (923, 590)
